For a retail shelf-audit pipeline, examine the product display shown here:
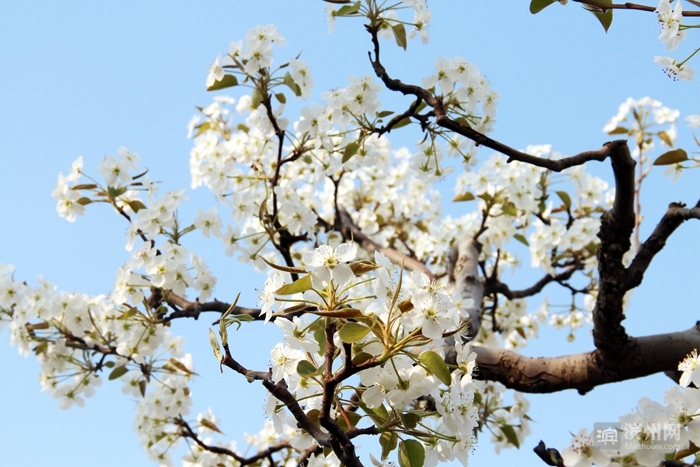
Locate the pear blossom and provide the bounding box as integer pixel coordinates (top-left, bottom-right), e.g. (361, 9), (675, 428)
(302, 242), (357, 288)
(656, 0), (685, 50)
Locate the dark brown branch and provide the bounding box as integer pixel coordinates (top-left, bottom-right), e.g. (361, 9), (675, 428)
(180, 418), (298, 466)
(262, 378), (332, 447)
(625, 201), (700, 290)
(572, 0), (700, 16)
(221, 345), (271, 381)
(367, 29), (619, 172)
(592, 140), (636, 356)
(484, 265), (579, 300)
(456, 324), (700, 394)
(162, 292), (261, 321)
(533, 441), (565, 467)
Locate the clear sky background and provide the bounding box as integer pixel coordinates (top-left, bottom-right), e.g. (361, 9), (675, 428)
(1, 2), (699, 466)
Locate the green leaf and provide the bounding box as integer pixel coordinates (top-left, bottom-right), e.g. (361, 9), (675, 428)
(283, 72), (302, 96)
(530, 0), (557, 14)
(219, 292), (241, 344)
(377, 110), (394, 118)
(356, 400), (388, 425)
(391, 117), (412, 130)
(607, 126), (629, 135)
(582, 0), (613, 32)
(352, 351), (374, 366)
(296, 360), (320, 378)
(221, 314), (255, 333)
(338, 322), (371, 343)
(513, 234), (529, 246)
(138, 380), (147, 397)
(380, 432), (399, 459)
(556, 191), (572, 209)
(107, 186), (127, 199)
(207, 74), (239, 91)
(336, 1), (361, 16)
(501, 202), (518, 216)
(275, 274), (312, 295)
(499, 424), (521, 448)
(109, 365), (128, 381)
(128, 200), (146, 213)
(398, 439), (425, 467)
(209, 328), (222, 362)
(653, 148), (688, 166)
(251, 89), (263, 109)
(195, 121), (211, 137)
(418, 350), (451, 385)
(453, 191), (475, 202)
(401, 412), (421, 429)
(76, 197), (93, 206)
(391, 23), (407, 50)
(337, 411), (362, 432)
(343, 142), (360, 163)
(274, 92), (286, 104)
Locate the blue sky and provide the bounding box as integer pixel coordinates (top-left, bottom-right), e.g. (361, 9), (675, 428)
(1, 2), (699, 466)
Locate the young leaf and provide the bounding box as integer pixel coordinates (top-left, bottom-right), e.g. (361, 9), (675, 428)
(556, 190), (571, 209)
(398, 439), (425, 467)
(283, 72), (302, 96)
(251, 89), (263, 109)
(418, 350), (451, 385)
(653, 148), (688, 166)
(380, 432), (399, 459)
(274, 92), (286, 104)
(275, 274), (312, 295)
(500, 424), (521, 448)
(168, 358), (195, 375)
(343, 142), (360, 163)
(391, 23), (407, 50)
(338, 322), (371, 343)
(209, 328), (223, 362)
(513, 234), (529, 246)
(207, 74), (239, 91)
(261, 256), (307, 274)
(199, 418), (224, 434)
(109, 365), (128, 381)
(377, 110), (394, 118)
(453, 191), (475, 202)
(296, 360), (320, 378)
(349, 260), (381, 275)
(336, 1), (361, 16)
(313, 308), (363, 318)
(606, 126), (630, 135)
(127, 200), (146, 213)
(391, 117), (412, 130)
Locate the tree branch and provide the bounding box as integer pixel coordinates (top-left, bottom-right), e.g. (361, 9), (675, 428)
(592, 140), (636, 356)
(455, 324), (700, 394)
(484, 265), (580, 300)
(448, 235), (485, 338)
(571, 0), (700, 16)
(625, 200), (700, 290)
(337, 207), (436, 280)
